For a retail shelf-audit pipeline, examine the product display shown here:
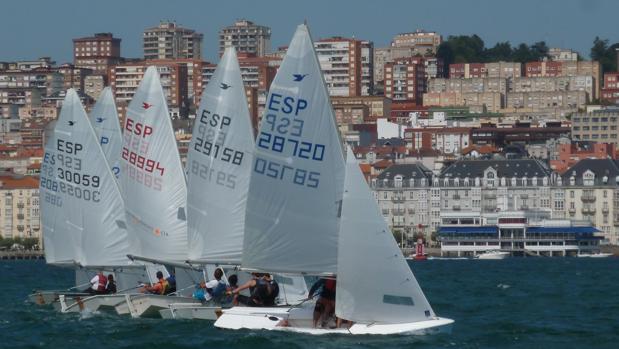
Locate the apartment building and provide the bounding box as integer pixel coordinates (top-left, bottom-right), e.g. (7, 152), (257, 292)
(56, 63), (94, 92)
(601, 72), (619, 104)
(73, 33), (122, 73)
(405, 126), (471, 155)
(143, 21), (203, 60)
(390, 30), (442, 54)
(524, 61), (601, 98)
(571, 108), (619, 144)
(315, 37), (369, 97)
(384, 57), (426, 104)
(331, 96), (391, 126)
(219, 19), (271, 57)
(108, 60), (188, 118)
(372, 159), (553, 239)
(0, 174), (40, 244)
(560, 159), (619, 244)
(449, 62), (522, 79)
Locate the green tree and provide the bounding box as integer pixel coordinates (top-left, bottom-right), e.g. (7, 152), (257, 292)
(484, 41), (513, 62)
(512, 43), (533, 63)
(591, 37), (619, 73)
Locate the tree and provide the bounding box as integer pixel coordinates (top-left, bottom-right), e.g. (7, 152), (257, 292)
(591, 37), (619, 73)
(485, 41), (513, 62)
(512, 43), (533, 63)
(530, 41), (549, 61)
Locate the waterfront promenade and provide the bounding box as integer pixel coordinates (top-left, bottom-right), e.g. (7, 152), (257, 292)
(0, 251), (44, 260)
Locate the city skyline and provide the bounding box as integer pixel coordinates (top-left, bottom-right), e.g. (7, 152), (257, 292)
(3, 0), (619, 63)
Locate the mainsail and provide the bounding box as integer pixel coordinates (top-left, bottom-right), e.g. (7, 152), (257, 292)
(41, 89), (134, 266)
(335, 147), (435, 323)
(88, 86), (122, 179)
(119, 66), (188, 262)
(241, 24), (346, 275)
(186, 47), (254, 264)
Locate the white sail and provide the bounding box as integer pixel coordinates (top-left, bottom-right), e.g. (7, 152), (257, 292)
(335, 147), (436, 323)
(241, 24), (346, 275)
(41, 89), (134, 266)
(186, 48), (254, 263)
(119, 66), (188, 262)
(88, 86), (122, 179)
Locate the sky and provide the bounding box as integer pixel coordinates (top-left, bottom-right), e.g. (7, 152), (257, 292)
(2, 0), (618, 64)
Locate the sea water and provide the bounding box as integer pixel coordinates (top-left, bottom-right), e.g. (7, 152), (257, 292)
(2, 258), (618, 349)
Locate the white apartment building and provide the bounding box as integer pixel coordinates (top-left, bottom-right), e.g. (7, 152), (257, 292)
(143, 21), (203, 60)
(219, 19), (271, 57)
(0, 174), (40, 245)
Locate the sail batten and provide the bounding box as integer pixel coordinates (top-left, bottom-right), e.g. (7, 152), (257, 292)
(41, 89), (134, 266)
(186, 48), (254, 264)
(335, 147), (436, 323)
(241, 24), (346, 275)
(119, 67), (188, 262)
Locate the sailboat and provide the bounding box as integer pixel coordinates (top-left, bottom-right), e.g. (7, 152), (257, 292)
(56, 87), (166, 314)
(115, 66), (199, 317)
(87, 86), (122, 179)
(215, 24), (453, 335)
(215, 23), (345, 330)
(33, 89), (145, 312)
(161, 47), (307, 320)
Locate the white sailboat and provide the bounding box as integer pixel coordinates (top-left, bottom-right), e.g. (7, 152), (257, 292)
(35, 89), (143, 311)
(88, 86), (123, 179)
(57, 88), (175, 314)
(215, 24), (453, 335)
(215, 23), (346, 330)
(162, 47), (307, 320)
(333, 147), (453, 335)
(116, 66), (198, 317)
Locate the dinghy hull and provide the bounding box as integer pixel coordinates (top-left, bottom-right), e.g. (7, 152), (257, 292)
(215, 305), (453, 335)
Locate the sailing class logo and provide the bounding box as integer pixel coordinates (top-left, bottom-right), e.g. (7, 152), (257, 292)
(96, 117), (105, 123)
(220, 82), (231, 90)
(142, 102), (153, 110)
(153, 228), (161, 237)
(293, 74), (308, 81)
(68, 120), (75, 126)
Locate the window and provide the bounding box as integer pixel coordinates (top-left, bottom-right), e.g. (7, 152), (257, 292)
(570, 191), (575, 198)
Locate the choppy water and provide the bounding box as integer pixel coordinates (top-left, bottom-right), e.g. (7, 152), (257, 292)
(2, 258), (619, 348)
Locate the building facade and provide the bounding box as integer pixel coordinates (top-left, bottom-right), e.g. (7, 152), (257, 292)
(0, 174), (40, 244)
(73, 33), (122, 73)
(218, 19), (271, 57)
(143, 21), (203, 60)
(571, 108), (619, 144)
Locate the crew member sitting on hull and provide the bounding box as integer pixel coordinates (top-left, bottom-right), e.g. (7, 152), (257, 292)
(166, 270), (176, 294)
(193, 268), (227, 303)
(105, 274), (117, 294)
(231, 273), (279, 307)
(140, 271), (170, 295)
(308, 278), (337, 328)
(85, 271), (108, 295)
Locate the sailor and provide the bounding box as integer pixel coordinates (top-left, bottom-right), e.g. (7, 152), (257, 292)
(105, 274), (117, 294)
(232, 273), (279, 307)
(308, 278), (337, 328)
(141, 271), (170, 295)
(86, 271), (108, 295)
(192, 268), (227, 303)
(166, 270), (177, 294)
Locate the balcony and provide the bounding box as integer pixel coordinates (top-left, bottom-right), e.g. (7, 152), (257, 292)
(568, 207), (576, 215)
(452, 194), (461, 200)
(520, 205), (530, 210)
(408, 208), (415, 214)
(391, 197), (406, 203)
(602, 207), (609, 214)
(392, 209), (406, 216)
(581, 195), (596, 203)
(520, 194), (529, 199)
(483, 192), (497, 199)
(483, 205), (497, 212)
(582, 207), (596, 214)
